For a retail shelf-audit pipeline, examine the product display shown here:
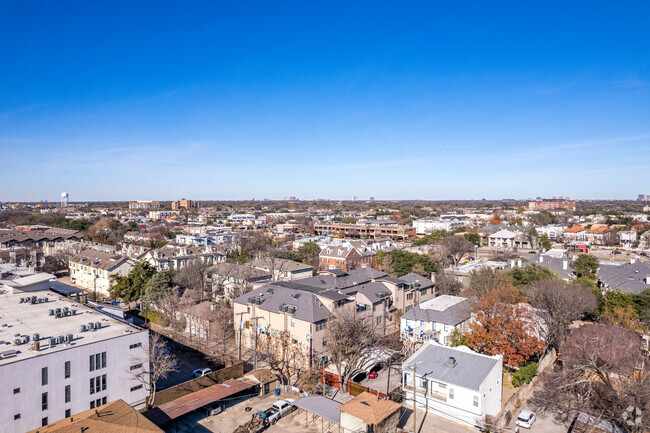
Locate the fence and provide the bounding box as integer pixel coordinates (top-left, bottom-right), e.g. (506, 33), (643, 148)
(493, 348), (557, 430)
(319, 370), (389, 399)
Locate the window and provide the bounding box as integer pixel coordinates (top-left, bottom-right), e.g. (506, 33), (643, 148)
(376, 316), (382, 325)
(95, 354), (101, 371)
(95, 398), (102, 408)
(420, 378), (428, 390)
(13, 388), (20, 394)
(130, 384), (143, 392)
(90, 401), (95, 409)
(14, 414), (20, 420)
(65, 385), (71, 403)
(473, 395), (479, 407)
(65, 409), (71, 418)
(315, 321), (326, 332)
(130, 363), (143, 371)
(129, 343), (142, 349)
(449, 388), (454, 400)
(290, 319), (295, 327)
(444, 324), (450, 332)
(101, 374), (106, 391)
(90, 354), (95, 372)
(90, 378), (95, 395)
(65, 361), (71, 379)
(95, 376), (101, 394)
(42, 367), (48, 386)
(102, 396), (107, 405)
(322, 337), (328, 346)
(42, 392), (48, 410)
(101, 352), (106, 368)
(42, 417), (48, 426)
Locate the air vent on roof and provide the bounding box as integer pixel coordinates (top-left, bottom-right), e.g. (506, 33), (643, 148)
(292, 294), (301, 299)
(447, 357), (457, 368)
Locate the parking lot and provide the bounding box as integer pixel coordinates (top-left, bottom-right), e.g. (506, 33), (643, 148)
(155, 334), (219, 390)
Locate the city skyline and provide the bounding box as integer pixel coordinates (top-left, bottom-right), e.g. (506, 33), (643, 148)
(1, 1), (649, 201)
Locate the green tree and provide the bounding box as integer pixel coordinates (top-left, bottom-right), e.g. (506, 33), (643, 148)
(570, 254), (599, 280)
(387, 250), (439, 277)
(412, 231), (447, 246)
(144, 271), (174, 303)
(540, 233), (552, 250)
(109, 261), (157, 306)
(508, 264), (557, 288)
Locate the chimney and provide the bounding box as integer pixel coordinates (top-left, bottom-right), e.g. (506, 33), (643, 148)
(517, 259), (522, 268)
(510, 260), (515, 268)
(562, 260), (568, 270)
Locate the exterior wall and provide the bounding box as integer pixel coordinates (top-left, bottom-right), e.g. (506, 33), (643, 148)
(69, 261), (132, 296)
(400, 317), (469, 345)
(0, 331), (149, 433)
(340, 412), (366, 433)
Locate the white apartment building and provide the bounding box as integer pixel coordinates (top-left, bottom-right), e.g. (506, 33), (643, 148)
(403, 342), (502, 428)
(148, 210), (179, 219)
(400, 295), (475, 345)
(227, 214), (255, 223)
(413, 218), (467, 235)
(0, 282), (149, 433)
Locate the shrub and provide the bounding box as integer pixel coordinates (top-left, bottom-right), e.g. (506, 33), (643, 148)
(144, 310), (170, 327)
(511, 361), (538, 387)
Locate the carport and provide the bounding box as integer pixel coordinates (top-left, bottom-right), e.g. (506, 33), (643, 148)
(292, 395), (341, 433)
(144, 379), (258, 426)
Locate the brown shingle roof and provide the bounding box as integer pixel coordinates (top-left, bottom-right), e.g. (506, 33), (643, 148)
(27, 399), (162, 433)
(337, 392), (401, 425)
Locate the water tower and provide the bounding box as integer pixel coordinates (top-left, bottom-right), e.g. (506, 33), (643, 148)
(61, 192), (69, 207)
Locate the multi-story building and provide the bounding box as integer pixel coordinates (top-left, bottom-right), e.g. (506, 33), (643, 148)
(142, 243), (226, 271)
(413, 218), (467, 235)
(171, 198), (201, 210)
(69, 250), (133, 297)
(249, 258), (314, 281)
(148, 210), (180, 219)
(0, 281), (149, 433)
(314, 221), (416, 240)
(528, 199), (576, 211)
(319, 245), (372, 271)
(227, 214), (256, 224)
(128, 201), (163, 210)
(400, 295), (476, 346)
(403, 342), (502, 428)
(587, 227), (616, 246)
(562, 226), (587, 243)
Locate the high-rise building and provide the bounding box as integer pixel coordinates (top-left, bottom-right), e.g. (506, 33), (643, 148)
(128, 201), (163, 210)
(352, 195), (358, 201)
(637, 194), (646, 201)
(171, 198), (201, 210)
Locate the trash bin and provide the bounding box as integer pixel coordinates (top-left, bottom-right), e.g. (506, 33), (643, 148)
(274, 388), (280, 396)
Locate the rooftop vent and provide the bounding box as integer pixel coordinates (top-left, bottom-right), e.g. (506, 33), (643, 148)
(447, 357), (457, 368)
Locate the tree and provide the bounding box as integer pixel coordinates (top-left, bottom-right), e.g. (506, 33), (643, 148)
(258, 333), (311, 386)
(296, 242), (321, 270)
(602, 305), (643, 332)
(128, 333), (179, 408)
(386, 250), (439, 277)
(525, 279), (598, 349)
(570, 254), (600, 280)
(440, 236), (474, 266)
(531, 324), (649, 432)
(508, 264), (558, 288)
(325, 310), (385, 391)
(465, 267), (511, 298)
(109, 261), (156, 307)
(540, 233), (552, 250)
(174, 261), (211, 300)
(466, 285), (544, 368)
(434, 271), (463, 296)
(144, 271), (174, 303)
(489, 213), (502, 225)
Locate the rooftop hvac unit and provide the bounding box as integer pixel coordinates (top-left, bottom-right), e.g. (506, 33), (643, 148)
(49, 337), (55, 346)
(248, 297), (256, 304)
(48, 309), (54, 316)
(287, 306), (296, 314)
(66, 334), (73, 343)
(0, 350), (17, 359)
(79, 324), (87, 332)
(55, 308), (61, 314)
(95, 322), (101, 329)
(19, 298), (24, 304)
(87, 322), (94, 330)
(71, 309), (77, 316)
(21, 335), (29, 344)
(33, 333), (40, 341)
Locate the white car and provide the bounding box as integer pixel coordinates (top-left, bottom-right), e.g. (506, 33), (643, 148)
(193, 368), (212, 378)
(516, 410), (537, 428)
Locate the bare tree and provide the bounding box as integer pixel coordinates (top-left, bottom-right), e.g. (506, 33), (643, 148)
(325, 310), (385, 392)
(435, 271), (463, 296)
(464, 267), (511, 298)
(525, 279), (598, 349)
(258, 333), (311, 385)
(127, 333), (179, 408)
(531, 324), (649, 432)
(200, 303), (236, 365)
(174, 261), (211, 300)
(440, 236), (474, 266)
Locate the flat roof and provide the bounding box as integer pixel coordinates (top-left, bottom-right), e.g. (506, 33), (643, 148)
(293, 395), (341, 425)
(0, 287), (145, 366)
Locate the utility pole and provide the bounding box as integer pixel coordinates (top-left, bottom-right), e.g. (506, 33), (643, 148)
(385, 356), (391, 398)
(235, 311), (247, 360)
(251, 316), (263, 370)
(412, 364), (417, 433)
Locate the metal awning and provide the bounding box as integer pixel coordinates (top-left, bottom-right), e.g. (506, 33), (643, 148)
(145, 379), (257, 425)
(292, 395), (341, 424)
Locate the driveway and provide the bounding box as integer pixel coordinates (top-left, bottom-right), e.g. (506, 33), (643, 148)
(397, 407), (476, 433)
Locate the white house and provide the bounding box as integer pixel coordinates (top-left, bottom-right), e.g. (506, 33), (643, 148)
(487, 229), (517, 248)
(400, 295), (476, 345)
(249, 258), (313, 281)
(403, 342), (502, 428)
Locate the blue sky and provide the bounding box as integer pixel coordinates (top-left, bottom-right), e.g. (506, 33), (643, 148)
(1, 1), (649, 202)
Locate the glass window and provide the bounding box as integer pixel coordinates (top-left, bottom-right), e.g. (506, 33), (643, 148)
(449, 388), (454, 399)
(101, 352), (106, 368)
(90, 378), (95, 395)
(89, 354), (95, 372)
(42, 392), (48, 410)
(95, 376), (100, 394)
(13, 388), (20, 394)
(42, 367), (48, 386)
(95, 354), (101, 371)
(42, 417), (48, 426)
(65, 409), (71, 418)
(14, 414), (20, 420)
(473, 395), (479, 407)
(102, 396), (107, 405)
(130, 384), (143, 392)
(130, 363), (142, 371)
(90, 401), (95, 409)
(101, 375), (106, 391)
(65, 385), (71, 403)
(65, 361), (71, 379)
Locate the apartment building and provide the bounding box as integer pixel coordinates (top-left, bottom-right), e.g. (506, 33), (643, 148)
(528, 199), (576, 211)
(249, 258), (314, 281)
(69, 250), (133, 297)
(319, 245), (370, 271)
(142, 243), (226, 271)
(400, 295), (476, 345)
(171, 198), (201, 210)
(0, 283), (149, 433)
(314, 221), (416, 240)
(128, 201), (163, 210)
(413, 218), (467, 235)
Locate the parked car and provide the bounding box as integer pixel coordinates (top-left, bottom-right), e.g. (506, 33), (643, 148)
(260, 399), (296, 425)
(193, 368), (212, 378)
(516, 410), (537, 428)
(528, 251), (537, 254)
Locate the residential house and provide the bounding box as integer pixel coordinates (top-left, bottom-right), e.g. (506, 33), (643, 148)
(319, 245), (367, 271)
(563, 226), (587, 243)
(534, 225), (566, 242)
(400, 295), (476, 346)
(69, 250), (133, 296)
(403, 342), (502, 428)
(487, 229), (517, 248)
(249, 258), (314, 281)
(337, 392), (401, 433)
(444, 259), (508, 287)
(618, 230), (637, 248)
(598, 260), (650, 294)
(142, 243), (226, 271)
(587, 227), (616, 246)
(640, 231), (650, 249)
(207, 262), (272, 298)
(506, 254), (575, 281)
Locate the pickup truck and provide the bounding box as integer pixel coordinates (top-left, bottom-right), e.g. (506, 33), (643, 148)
(259, 399), (295, 425)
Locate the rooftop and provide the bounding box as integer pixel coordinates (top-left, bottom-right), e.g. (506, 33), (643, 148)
(337, 392), (401, 425)
(0, 287), (145, 367)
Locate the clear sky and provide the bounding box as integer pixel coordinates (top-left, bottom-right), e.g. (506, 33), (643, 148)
(1, 1), (649, 202)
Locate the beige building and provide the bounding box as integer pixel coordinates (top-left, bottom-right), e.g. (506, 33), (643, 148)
(69, 250), (133, 296)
